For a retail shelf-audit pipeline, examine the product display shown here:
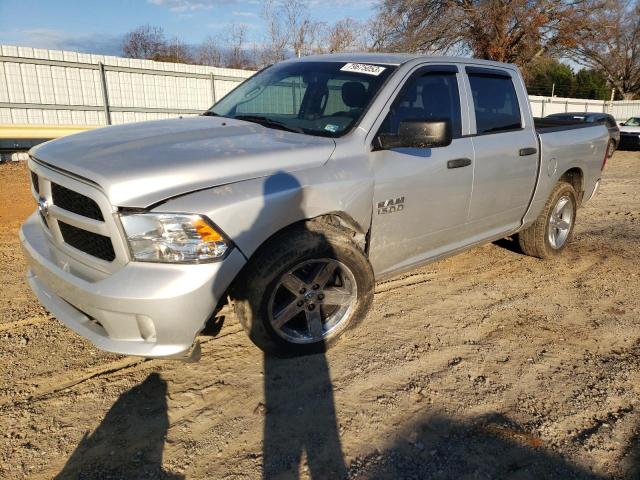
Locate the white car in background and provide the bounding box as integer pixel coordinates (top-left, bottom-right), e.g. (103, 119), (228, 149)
(619, 117), (640, 150)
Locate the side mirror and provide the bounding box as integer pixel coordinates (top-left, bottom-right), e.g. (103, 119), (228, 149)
(377, 119), (452, 150)
(619, 122), (625, 126)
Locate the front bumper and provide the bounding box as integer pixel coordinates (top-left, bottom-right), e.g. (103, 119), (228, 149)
(20, 213), (246, 357)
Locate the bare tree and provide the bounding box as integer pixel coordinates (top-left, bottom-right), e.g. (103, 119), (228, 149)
(285, 0), (323, 57)
(324, 18), (364, 53)
(259, 0), (324, 61)
(261, 0), (289, 64)
(122, 25), (167, 60)
(373, 0), (604, 65)
(283, 0), (323, 57)
(365, 12), (396, 52)
(573, 0), (640, 99)
(225, 24), (253, 69)
(122, 25), (196, 63)
(153, 36), (194, 63)
(196, 36), (223, 66)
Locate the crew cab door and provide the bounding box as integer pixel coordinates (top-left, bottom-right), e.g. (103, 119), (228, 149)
(463, 67), (539, 236)
(368, 65), (474, 275)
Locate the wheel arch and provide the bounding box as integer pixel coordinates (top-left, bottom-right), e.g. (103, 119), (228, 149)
(209, 211), (370, 321)
(245, 212), (369, 262)
(558, 167), (584, 205)
(229, 211), (369, 290)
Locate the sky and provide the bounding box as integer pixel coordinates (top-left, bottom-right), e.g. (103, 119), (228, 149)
(0, 0), (378, 56)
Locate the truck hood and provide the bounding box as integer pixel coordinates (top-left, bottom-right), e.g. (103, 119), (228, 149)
(620, 126), (640, 134)
(31, 116), (336, 207)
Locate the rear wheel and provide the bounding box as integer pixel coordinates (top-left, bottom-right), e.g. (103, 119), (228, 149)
(232, 222), (374, 356)
(518, 181), (577, 259)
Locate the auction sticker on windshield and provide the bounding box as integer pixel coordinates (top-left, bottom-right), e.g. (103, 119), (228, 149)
(340, 63), (386, 76)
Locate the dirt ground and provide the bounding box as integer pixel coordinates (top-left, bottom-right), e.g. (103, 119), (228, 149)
(0, 151), (639, 480)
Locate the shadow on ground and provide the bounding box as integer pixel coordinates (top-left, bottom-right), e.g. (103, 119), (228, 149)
(262, 353), (347, 479)
(493, 235), (526, 255)
(348, 412), (620, 480)
(52, 370), (640, 480)
(54, 372), (183, 480)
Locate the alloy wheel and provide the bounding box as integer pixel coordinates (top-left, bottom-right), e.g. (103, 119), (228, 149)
(268, 258), (357, 344)
(548, 195), (574, 249)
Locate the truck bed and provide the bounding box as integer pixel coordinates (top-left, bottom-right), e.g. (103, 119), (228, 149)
(523, 121), (608, 231)
(534, 117), (597, 134)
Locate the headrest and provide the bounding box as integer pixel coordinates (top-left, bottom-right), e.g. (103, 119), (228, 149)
(342, 82), (368, 109)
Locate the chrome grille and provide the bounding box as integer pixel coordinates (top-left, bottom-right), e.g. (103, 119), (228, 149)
(28, 159), (128, 272)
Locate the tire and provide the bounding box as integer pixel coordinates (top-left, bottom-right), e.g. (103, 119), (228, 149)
(607, 139), (616, 158)
(518, 181), (578, 259)
(231, 221), (374, 356)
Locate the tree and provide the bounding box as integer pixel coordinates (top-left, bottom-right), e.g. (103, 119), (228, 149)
(122, 25), (194, 64)
(524, 58), (613, 99)
(574, 69), (610, 100)
(122, 25), (167, 60)
(324, 18), (364, 53)
(153, 36), (194, 64)
(196, 36), (223, 66)
(526, 58), (575, 97)
(373, 0), (603, 66)
(225, 24), (253, 69)
(572, 0), (640, 99)
(259, 0), (324, 62)
(261, 0), (290, 64)
(285, 0), (323, 57)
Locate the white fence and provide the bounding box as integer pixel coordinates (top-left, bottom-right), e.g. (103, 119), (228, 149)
(0, 45), (254, 126)
(1, 45), (639, 128)
(529, 95), (640, 121)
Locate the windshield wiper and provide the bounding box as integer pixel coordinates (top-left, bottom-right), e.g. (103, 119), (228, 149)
(232, 115), (304, 134)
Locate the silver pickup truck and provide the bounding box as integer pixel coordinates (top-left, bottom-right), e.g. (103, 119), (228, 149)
(21, 54), (608, 358)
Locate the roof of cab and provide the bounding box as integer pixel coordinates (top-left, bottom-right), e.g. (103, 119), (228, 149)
(290, 52), (518, 69)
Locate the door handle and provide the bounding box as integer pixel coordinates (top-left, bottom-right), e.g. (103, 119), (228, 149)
(447, 158), (472, 169)
(519, 147), (537, 156)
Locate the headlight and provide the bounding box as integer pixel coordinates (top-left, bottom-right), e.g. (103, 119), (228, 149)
(120, 213), (230, 263)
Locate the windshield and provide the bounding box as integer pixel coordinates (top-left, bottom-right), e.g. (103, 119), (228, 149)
(624, 117), (640, 126)
(207, 61), (396, 137)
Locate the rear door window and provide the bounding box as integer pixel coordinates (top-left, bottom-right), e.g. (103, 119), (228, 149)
(467, 73), (522, 134)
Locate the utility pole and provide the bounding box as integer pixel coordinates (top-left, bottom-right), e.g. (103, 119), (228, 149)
(607, 88), (616, 113)
(551, 82), (555, 98)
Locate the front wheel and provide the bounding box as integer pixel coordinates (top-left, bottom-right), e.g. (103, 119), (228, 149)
(607, 139), (616, 158)
(231, 222), (374, 356)
(518, 181), (577, 259)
